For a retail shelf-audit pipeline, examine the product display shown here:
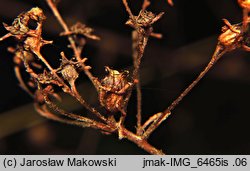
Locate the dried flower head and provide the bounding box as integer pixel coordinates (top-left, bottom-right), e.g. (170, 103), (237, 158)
(60, 22), (100, 40)
(61, 64), (79, 86)
(126, 10), (164, 28)
(37, 70), (62, 87)
(2, 7), (45, 38)
(102, 67), (129, 92)
(99, 67), (131, 113)
(218, 18), (250, 52)
(28, 7), (46, 22)
(219, 19), (241, 47)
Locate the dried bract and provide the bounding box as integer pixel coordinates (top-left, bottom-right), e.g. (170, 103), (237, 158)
(37, 70), (63, 87)
(126, 10), (164, 29)
(61, 22), (100, 40)
(2, 7), (45, 39)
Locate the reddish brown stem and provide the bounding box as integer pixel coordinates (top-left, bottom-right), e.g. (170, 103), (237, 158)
(42, 92), (114, 132)
(166, 45), (225, 112)
(121, 126), (165, 155)
(135, 81), (142, 134)
(122, 0), (134, 19)
(14, 66), (34, 97)
(70, 83), (108, 123)
(142, 45), (226, 139)
(0, 33), (12, 41)
(142, 0), (151, 11)
(132, 31), (143, 134)
(142, 112), (162, 131)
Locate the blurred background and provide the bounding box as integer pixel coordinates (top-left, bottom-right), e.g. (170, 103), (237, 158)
(0, 0), (250, 154)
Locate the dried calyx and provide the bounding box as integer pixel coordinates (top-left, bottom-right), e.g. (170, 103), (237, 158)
(1, 7), (52, 65)
(37, 70), (62, 87)
(99, 67), (131, 113)
(60, 22), (100, 40)
(2, 7), (46, 39)
(101, 67), (130, 92)
(126, 10), (164, 29)
(59, 53), (79, 87)
(219, 19), (242, 48)
(218, 18), (250, 52)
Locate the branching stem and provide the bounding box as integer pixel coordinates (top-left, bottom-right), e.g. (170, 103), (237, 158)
(143, 45), (227, 139)
(46, 0), (100, 90)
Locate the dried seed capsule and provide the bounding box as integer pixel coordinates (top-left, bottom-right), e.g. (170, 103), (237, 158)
(61, 64), (79, 86)
(99, 67), (131, 113)
(218, 21), (241, 47)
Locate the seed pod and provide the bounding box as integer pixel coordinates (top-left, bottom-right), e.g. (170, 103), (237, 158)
(218, 22), (241, 47)
(99, 67), (131, 113)
(61, 64), (79, 86)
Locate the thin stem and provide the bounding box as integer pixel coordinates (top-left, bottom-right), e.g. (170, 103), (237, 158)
(40, 83), (163, 154)
(122, 1), (153, 134)
(132, 33), (150, 80)
(35, 103), (90, 128)
(42, 93), (114, 132)
(45, 2), (107, 123)
(142, 111), (171, 139)
(142, 45), (226, 139)
(132, 31), (143, 134)
(121, 126), (165, 155)
(141, 112), (162, 131)
(46, 0), (99, 90)
(0, 33), (12, 41)
(35, 51), (70, 89)
(122, 0), (134, 19)
(135, 81), (142, 134)
(70, 83), (108, 124)
(35, 51), (54, 72)
(36, 99), (164, 154)
(14, 66), (34, 97)
(167, 45), (225, 112)
(142, 0), (150, 11)
(117, 110), (127, 139)
(133, 34), (150, 135)
(35, 103), (113, 132)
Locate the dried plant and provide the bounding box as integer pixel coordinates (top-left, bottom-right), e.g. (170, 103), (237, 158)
(0, 0), (249, 155)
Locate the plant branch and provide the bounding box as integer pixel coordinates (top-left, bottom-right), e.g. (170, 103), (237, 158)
(141, 112), (162, 131)
(142, 45), (227, 139)
(41, 89), (115, 132)
(122, 0), (135, 20)
(46, 0), (100, 90)
(121, 126), (165, 155)
(14, 66), (34, 97)
(132, 31), (143, 135)
(70, 83), (109, 124)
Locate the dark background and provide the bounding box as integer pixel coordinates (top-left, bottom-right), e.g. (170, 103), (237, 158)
(0, 0), (250, 154)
